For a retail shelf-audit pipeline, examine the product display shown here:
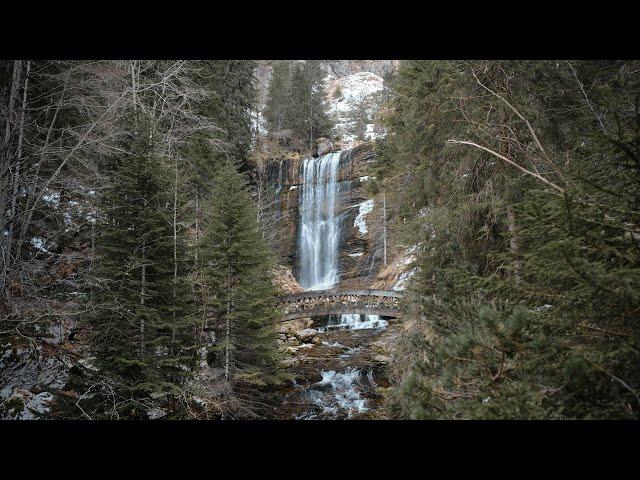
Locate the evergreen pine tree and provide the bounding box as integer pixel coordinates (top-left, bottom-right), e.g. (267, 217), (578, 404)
(383, 60), (640, 420)
(194, 60), (257, 171)
(201, 159), (289, 417)
(264, 61), (332, 151)
(264, 61), (292, 134)
(87, 115), (196, 418)
(289, 61), (332, 149)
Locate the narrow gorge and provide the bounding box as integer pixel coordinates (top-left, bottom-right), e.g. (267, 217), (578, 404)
(266, 146), (408, 419)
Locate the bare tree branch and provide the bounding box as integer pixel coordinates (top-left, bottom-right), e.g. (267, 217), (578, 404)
(446, 139), (565, 193)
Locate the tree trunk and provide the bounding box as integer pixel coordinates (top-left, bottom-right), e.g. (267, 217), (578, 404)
(0, 60), (22, 296)
(506, 204), (520, 282)
(225, 236), (232, 381)
(7, 61), (30, 263)
(225, 273), (231, 381)
(171, 155), (178, 349)
(140, 240), (146, 357)
(194, 190), (199, 267)
(383, 191), (387, 267)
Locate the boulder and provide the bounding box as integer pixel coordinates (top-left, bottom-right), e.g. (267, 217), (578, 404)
(1, 343), (71, 418)
(147, 407), (167, 420)
(0, 390), (54, 420)
(286, 336), (300, 346)
(315, 137), (333, 157)
(296, 328), (318, 343)
(277, 318), (313, 336)
(282, 357), (299, 368)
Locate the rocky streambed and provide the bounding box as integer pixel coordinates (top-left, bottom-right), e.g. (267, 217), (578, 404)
(275, 317), (399, 420)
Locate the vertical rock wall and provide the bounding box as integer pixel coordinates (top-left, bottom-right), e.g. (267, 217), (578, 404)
(262, 142), (381, 288)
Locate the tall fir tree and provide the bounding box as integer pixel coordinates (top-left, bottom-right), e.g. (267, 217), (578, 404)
(87, 114), (196, 418)
(264, 61), (293, 134)
(201, 159), (289, 417)
(288, 60), (332, 149)
(194, 60), (257, 171)
(264, 60), (332, 151)
(180, 61), (258, 356)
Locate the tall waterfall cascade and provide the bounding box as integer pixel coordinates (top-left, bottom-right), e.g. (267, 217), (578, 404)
(298, 152), (342, 290)
(297, 151), (385, 330)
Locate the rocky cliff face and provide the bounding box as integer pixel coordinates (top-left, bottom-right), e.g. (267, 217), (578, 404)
(255, 60), (398, 110)
(262, 142), (383, 288)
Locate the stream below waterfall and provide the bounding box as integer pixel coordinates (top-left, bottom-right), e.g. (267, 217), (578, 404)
(277, 319), (399, 419)
(277, 151), (396, 420)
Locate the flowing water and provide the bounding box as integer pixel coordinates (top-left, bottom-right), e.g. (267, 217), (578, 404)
(320, 313), (388, 331)
(280, 327), (393, 420)
(298, 151), (343, 291)
(286, 151), (391, 419)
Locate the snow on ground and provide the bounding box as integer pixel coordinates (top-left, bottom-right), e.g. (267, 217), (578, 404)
(42, 191), (61, 206)
(365, 123), (381, 140)
(389, 244), (420, 292)
(253, 68), (387, 150)
(251, 110), (268, 138)
(31, 237), (49, 253)
(393, 268), (417, 291)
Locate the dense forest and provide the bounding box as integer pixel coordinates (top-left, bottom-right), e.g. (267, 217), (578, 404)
(379, 61), (640, 419)
(0, 60), (638, 420)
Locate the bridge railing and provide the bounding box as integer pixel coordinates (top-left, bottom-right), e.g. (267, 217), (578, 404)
(276, 288), (403, 304)
(273, 288), (404, 322)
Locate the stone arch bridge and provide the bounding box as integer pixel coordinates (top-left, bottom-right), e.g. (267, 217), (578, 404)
(275, 289), (404, 323)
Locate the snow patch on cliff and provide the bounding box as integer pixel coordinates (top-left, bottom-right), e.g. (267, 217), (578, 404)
(325, 72), (385, 149)
(354, 199), (374, 236)
(328, 72), (384, 115)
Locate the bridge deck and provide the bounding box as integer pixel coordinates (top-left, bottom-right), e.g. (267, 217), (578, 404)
(275, 288), (404, 323)
(277, 288), (403, 303)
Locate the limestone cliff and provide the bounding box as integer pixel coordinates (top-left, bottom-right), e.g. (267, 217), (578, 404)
(261, 142), (385, 289)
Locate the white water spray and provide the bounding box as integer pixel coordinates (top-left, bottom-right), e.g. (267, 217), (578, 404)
(298, 152), (343, 290)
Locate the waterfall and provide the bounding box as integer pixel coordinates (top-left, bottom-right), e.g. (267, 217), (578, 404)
(298, 152), (343, 290)
(297, 150), (387, 331)
(331, 313), (384, 330)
